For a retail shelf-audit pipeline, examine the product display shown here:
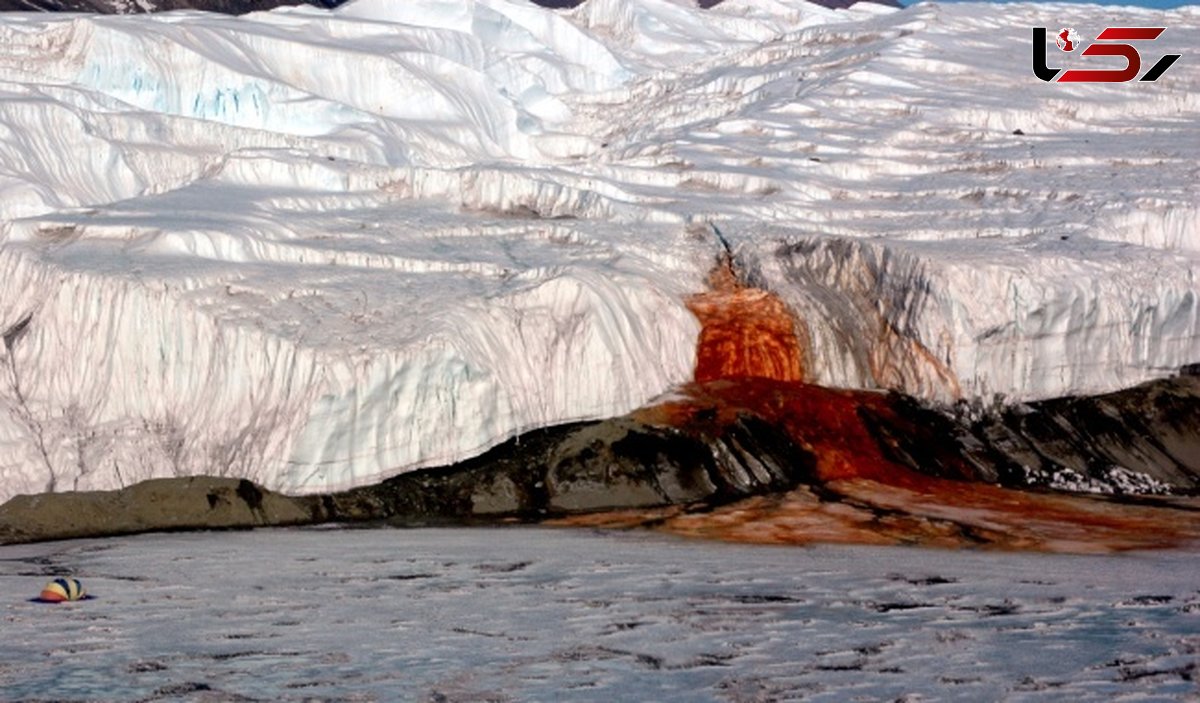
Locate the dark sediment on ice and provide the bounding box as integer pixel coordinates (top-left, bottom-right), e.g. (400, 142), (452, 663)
(1, 375), (1199, 547)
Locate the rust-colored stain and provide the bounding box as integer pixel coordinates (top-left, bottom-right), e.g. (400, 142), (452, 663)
(659, 476), (1200, 553)
(686, 258), (806, 383)
(588, 379), (1200, 552)
(555, 262), (1200, 553)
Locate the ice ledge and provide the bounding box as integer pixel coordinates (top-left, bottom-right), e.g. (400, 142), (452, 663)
(0, 223), (703, 504)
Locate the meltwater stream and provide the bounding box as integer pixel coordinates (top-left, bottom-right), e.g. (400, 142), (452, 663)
(1, 527), (1197, 701)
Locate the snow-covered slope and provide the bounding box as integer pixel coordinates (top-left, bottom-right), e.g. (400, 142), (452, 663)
(0, 0), (1197, 502)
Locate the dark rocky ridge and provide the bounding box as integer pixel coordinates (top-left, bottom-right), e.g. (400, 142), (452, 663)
(327, 410), (816, 523)
(868, 376), (1200, 495)
(1, 374), (1198, 546)
(0, 410), (819, 543)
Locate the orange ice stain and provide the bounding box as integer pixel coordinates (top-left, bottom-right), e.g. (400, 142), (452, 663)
(573, 263), (1200, 552)
(687, 258), (806, 384)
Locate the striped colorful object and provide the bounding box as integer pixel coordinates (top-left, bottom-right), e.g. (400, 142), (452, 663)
(39, 578), (86, 602)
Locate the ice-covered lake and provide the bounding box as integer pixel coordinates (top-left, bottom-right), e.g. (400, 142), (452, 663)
(1, 527), (1197, 701)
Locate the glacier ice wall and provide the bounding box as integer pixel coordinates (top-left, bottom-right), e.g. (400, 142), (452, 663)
(0, 202), (703, 499)
(0, 0), (1198, 501)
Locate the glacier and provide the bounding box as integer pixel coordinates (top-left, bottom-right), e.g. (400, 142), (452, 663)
(0, 0), (1197, 503)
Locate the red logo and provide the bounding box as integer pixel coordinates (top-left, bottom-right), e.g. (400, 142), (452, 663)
(1033, 27), (1181, 82)
(1056, 28), (1078, 52)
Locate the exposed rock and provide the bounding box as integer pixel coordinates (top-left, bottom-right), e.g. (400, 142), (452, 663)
(321, 409), (814, 526)
(876, 376), (1200, 495)
(0, 476), (315, 544)
(0, 401), (816, 544)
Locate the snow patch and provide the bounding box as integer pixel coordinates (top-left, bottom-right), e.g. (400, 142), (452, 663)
(1021, 465), (1173, 497)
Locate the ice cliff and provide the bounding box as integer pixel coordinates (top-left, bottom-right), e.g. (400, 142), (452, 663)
(0, 0), (1197, 502)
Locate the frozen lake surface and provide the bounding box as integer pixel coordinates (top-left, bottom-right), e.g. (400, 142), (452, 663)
(1, 527), (1198, 701)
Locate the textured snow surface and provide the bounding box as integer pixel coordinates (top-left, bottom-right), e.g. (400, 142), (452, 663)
(2, 528), (1199, 701)
(0, 0), (1198, 500)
